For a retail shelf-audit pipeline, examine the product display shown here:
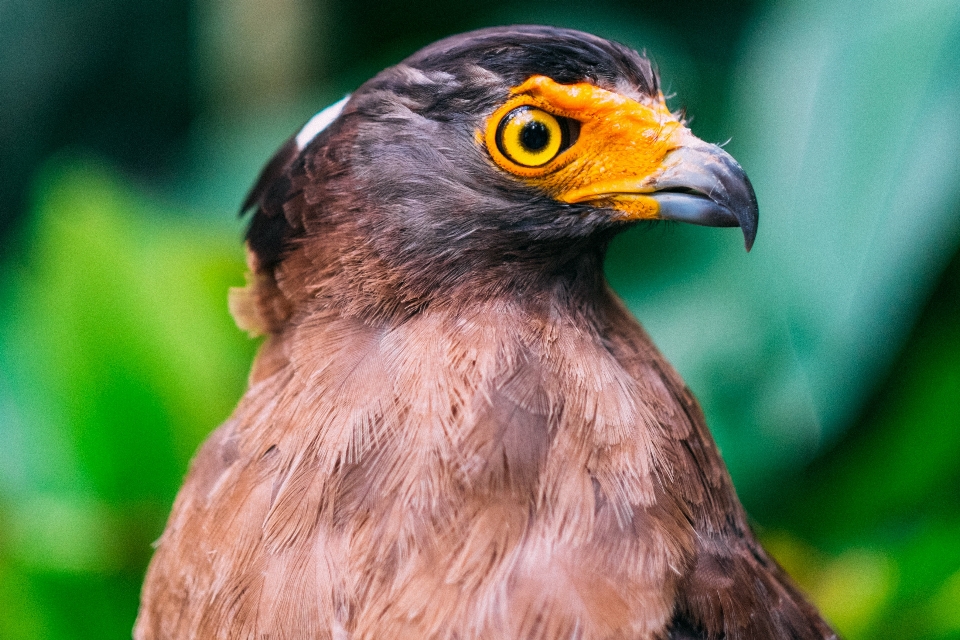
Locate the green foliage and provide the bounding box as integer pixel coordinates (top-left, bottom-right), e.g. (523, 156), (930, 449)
(758, 247), (960, 639)
(0, 157), (256, 638)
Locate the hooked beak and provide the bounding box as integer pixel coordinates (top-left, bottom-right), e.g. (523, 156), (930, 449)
(646, 141), (759, 251)
(562, 140), (759, 250)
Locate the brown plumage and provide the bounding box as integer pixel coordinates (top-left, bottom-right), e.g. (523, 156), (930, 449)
(136, 26), (837, 640)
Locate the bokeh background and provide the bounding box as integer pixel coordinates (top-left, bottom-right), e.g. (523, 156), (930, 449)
(1, 0), (959, 637)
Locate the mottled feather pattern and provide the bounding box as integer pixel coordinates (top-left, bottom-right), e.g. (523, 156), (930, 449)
(142, 293), (686, 638)
(137, 26), (837, 640)
(140, 288), (831, 638)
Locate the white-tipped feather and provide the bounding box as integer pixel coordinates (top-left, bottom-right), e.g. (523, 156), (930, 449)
(296, 96), (351, 150)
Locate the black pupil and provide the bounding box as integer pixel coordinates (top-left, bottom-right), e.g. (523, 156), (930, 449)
(519, 120), (550, 151)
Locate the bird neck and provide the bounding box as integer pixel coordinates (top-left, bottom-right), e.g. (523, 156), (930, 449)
(230, 237), (614, 350)
(356, 239), (614, 324)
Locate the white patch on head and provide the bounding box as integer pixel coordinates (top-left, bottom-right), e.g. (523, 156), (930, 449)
(295, 96), (350, 150)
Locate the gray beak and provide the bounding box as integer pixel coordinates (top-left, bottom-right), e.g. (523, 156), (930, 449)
(648, 141), (759, 251)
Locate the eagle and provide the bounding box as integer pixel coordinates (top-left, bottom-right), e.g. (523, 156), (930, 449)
(136, 25), (837, 640)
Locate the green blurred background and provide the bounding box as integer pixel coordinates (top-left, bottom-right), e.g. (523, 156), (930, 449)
(1, 0), (959, 637)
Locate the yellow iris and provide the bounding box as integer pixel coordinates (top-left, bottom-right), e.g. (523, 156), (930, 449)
(496, 107), (563, 167)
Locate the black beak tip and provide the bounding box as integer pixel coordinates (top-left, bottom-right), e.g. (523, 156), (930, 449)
(743, 224), (757, 252)
(737, 176), (759, 252)
(714, 150), (759, 252)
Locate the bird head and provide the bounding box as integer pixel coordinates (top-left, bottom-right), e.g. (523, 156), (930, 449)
(239, 26), (758, 327)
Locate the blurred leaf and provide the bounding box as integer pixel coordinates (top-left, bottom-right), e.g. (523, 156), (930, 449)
(928, 569), (960, 634)
(814, 548), (897, 638)
(0, 154), (256, 637)
(761, 241), (960, 533)
(758, 218), (960, 638)
(1, 154), (255, 498)
(0, 558), (48, 640)
(711, 0), (960, 494)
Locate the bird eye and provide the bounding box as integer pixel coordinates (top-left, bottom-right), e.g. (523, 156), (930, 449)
(495, 107), (576, 167)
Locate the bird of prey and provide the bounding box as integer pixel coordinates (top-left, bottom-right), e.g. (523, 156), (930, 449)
(136, 26), (837, 640)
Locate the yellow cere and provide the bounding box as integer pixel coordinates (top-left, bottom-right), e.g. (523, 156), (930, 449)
(483, 75), (693, 221)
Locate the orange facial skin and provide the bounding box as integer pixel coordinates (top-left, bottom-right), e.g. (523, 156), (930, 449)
(483, 75), (693, 220)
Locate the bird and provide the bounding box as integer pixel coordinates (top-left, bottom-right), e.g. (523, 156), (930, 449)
(136, 25), (838, 640)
